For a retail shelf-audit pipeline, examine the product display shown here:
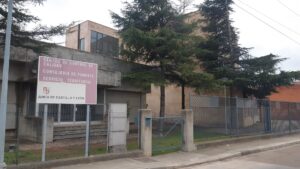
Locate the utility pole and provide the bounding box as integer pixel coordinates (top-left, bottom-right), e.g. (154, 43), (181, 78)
(0, 0), (14, 168)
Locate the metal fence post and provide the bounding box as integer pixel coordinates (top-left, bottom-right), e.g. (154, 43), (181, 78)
(58, 104), (61, 124)
(35, 103), (39, 117)
(228, 96), (232, 135)
(106, 105), (110, 153)
(263, 100), (267, 133)
(243, 98), (246, 134)
(224, 94), (228, 135)
(73, 104), (76, 123)
(103, 89), (107, 121)
(288, 103), (292, 133)
(85, 105), (90, 158)
(236, 97), (239, 136)
(269, 100), (272, 133)
(15, 108), (20, 165)
(137, 110), (140, 149)
(42, 104), (48, 162)
(189, 94), (192, 110)
(252, 100), (255, 128)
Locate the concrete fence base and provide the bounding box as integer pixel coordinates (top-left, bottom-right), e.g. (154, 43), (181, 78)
(182, 109), (196, 152)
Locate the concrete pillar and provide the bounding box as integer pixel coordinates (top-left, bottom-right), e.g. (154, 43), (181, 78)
(182, 109), (196, 152)
(140, 109), (152, 157)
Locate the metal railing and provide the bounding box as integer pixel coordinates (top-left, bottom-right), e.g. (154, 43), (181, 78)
(27, 102), (106, 123)
(5, 105), (141, 166)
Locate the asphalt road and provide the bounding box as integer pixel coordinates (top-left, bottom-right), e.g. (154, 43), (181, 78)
(184, 144), (300, 169)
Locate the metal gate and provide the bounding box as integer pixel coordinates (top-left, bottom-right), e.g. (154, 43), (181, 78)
(152, 116), (183, 155)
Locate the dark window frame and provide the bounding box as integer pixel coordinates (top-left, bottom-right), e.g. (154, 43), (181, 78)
(90, 30), (119, 57)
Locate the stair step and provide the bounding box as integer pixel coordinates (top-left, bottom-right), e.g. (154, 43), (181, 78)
(53, 124), (108, 141)
(54, 134), (107, 140)
(54, 130), (107, 136)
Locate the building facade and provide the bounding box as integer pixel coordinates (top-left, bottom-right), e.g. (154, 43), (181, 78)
(269, 82), (300, 102)
(65, 20), (200, 117)
(1, 42), (148, 142)
(66, 20), (119, 57)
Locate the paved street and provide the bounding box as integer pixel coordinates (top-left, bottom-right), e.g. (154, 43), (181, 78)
(52, 134), (300, 169)
(184, 144), (300, 169)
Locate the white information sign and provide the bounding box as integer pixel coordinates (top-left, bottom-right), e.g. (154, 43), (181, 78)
(36, 56), (98, 104)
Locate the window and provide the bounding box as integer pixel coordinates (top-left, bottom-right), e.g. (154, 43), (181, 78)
(90, 31), (119, 57)
(79, 38), (85, 51)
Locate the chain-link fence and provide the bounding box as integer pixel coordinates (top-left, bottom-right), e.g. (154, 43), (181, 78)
(191, 95), (300, 142)
(151, 116), (183, 155)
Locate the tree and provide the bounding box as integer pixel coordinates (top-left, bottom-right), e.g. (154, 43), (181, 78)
(111, 0), (216, 117)
(0, 0), (67, 53)
(198, 0), (300, 99)
(176, 0), (194, 14)
(237, 54), (300, 99)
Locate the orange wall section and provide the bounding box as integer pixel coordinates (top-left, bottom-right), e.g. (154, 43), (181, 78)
(269, 83), (300, 102)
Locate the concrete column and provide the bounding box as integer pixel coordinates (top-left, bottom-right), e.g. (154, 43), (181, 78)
(182, 109), (196, 152)
(140, 109), (152, 157)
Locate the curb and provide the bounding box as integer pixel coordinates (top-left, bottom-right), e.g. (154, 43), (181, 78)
(7, 150), (143, 169)
(240, 140), (300, 156)
(7, 132), (300, 169)
(150, 139), (300, 169)
(196, 131), (299, 150)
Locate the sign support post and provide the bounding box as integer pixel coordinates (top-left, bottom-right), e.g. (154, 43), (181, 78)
(36, 56), (98, 160)
(85, 105), (90, 158)
(41, 104), (48, 162)
(0, 0), (13, 168)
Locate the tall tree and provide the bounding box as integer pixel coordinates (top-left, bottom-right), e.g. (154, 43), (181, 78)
(198, 0), (246, 96)
(198, 0), (300, 99)
(176, 0), (194, 14)
(238, 54), (300, 99)
(111, 0), (216, 117)
(0, 0), (67, 53)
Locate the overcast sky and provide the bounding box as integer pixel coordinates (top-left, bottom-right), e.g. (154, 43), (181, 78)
(27, 0), (300, 71)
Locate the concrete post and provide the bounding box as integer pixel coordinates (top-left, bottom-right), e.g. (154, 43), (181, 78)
(140, 109), (152, 157)
(182, 109), (196, 152)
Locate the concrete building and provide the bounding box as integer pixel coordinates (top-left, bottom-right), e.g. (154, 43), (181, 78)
(65, 20), (119, 57)
(65, 20), (201, 117)
(1, 41), (148, 142)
